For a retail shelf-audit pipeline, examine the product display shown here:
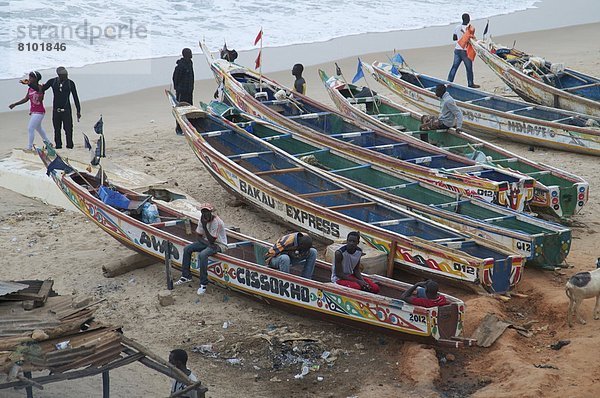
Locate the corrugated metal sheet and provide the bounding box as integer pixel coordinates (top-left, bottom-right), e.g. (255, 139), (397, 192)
(0, 281), (28, 297)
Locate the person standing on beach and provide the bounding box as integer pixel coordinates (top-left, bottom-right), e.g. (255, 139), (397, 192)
(42, 67), (81, 149)
(168, 349), (199, 398)
(173, 48), (195, 135)
(8, 71), (51, 152)
(447, 13), (480, 88)
(292, 63), (306, 95)
(175, 203), (227, 295)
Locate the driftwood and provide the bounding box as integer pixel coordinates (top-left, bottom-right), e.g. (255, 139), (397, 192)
(102, 254), (157, 278)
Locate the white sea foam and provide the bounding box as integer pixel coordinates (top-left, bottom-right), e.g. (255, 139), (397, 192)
(0, 0), (538, 79)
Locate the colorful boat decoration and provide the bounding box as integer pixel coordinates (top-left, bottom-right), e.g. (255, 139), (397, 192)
(199, 42), (535, 213)
(368, 60), (600, 156)
(205, 100), (571, 270)
(320, 70), (589, 219)
(168, 92), (524, 294)
(36, 147), (474, 346)
(472, 39), (600, 117)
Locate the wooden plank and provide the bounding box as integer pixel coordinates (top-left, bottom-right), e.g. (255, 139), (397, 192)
(563, 82), (600, 92)
(386, 241), (398, 278)
(255, 167), (304, 176)
(298, 189), (349, 199)
(327, 202), (376, 210)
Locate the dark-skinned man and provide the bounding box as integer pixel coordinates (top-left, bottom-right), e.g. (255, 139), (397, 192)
(331, 231), (379, 293)
(42, 66), (81, 149)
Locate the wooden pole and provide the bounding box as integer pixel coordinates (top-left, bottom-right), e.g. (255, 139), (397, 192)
(102, 371), (110, 398)
(386, 241), (398, 278)
(168, 380), (206, 398)
(165, 242), (173, 290)
(24, 371), (33, 398)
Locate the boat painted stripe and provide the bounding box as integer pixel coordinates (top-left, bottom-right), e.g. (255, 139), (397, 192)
(330, 164), (371, 173)
(330, 131), (374, 139)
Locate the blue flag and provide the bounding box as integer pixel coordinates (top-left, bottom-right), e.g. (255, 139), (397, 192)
(352, 58), (364, 84)
(46, 155), (73, 176)
(391, 53), (404, 65)
(83, 134), (92, 151)
(94, 116), (103, 135)
(391, 65), (400, 75)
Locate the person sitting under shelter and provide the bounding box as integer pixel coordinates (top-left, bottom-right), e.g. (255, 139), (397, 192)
(331, 231), (380, 294)
(400, 280), (448, 308)
(265, 232), (316, 279)
(419, 84), (463, 142)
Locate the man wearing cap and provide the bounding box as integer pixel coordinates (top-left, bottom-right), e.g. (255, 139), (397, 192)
(176, 203), (227, 295)
(43, 67), (81, 149)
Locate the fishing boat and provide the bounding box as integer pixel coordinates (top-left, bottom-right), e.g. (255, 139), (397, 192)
(199, 43), (535, 213)
(319, 70), (589, 219)
(168, 92), (524, 294)
(36, 147), (473, 346)
(205, 100), (571, 270)
(368, 60), (600, 156)
(472, 39), (600, 117)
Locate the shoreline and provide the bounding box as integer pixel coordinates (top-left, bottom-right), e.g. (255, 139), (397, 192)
(0, 0), (598, 109)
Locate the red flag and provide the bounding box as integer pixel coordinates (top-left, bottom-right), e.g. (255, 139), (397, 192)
(254, 28), (263, 45)
(255, 50), (261, 69)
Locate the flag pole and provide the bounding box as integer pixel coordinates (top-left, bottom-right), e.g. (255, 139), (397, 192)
(334, 63), (358, 103)
(259, 27), (263, 93)
(358, 62), (381, 114)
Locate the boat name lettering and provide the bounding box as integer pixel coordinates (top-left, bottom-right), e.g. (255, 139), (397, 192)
(285, 204), (340, 238)
(507, 120), (556, 138)
(453, 263), (476, 275)
(475, 189), (494, 198)
(409, 314), (427, 323)
(463, 110), (482, 122)
(239, 180), (276, 209)
(236, 268), (310, 303)
(516, 241), (532, 252)
(139, 231), (180, 259)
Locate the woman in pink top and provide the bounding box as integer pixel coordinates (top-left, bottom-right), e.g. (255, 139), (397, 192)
(9, 71), (51, 151)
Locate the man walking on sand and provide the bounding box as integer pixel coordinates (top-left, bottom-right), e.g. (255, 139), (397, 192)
(42, 67), (81, 149)
(173, 48), (195, 135)
(447, 13), (480, 88)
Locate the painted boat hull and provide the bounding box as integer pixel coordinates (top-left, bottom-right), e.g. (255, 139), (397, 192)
(36, 148), (470, 345)
(472, 39), (600, 117)
(320, 70), (589, 219)
(368, 62), (600, 157)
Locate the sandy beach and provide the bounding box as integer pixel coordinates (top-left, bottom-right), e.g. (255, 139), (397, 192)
(1, 3), (600, 397)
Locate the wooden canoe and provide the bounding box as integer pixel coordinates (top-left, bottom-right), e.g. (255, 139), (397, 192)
(472, 39), (600, 117)
(36, 148), (473, 346)
(205, 100), (571, 270)
(199, 42), (535, 213)
(319, 70), (589, 219)
(168, 92), (524, 294)
(368, 60), (600, 156)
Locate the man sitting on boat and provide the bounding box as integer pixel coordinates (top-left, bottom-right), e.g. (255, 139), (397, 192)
(175, 203), (227, 295)
(265, 232), (317, 279)
(331, 232), (380, 294)
(419, 84), (463, 142)
(400, 280), (448, 308)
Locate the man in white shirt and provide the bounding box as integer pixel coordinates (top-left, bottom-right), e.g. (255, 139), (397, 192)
(447, 13), (480, 88)
(169, 349), (199, 398)
(175, 203), (227, 295)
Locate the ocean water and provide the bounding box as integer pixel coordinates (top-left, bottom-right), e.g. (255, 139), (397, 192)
(0, 0), (538, 79)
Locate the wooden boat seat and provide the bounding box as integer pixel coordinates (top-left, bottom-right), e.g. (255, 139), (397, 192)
(490, 157), (517, 164)
(201, 129), (231, 137)
(551, 116), (574, 123)
(564, 82), (600, 92)
(287, 111), (330, 120)
(369, 218), (413, 226)
(330, 164), (371, 174)
(261, 99), (292, 106)
(261, 133), (292, 141)
(373, 112), (410, 119)
(379, 182), (418, 191)
(441, 143), (484, 151)
(364, 142), (407, 151)
(483, 215), (515, 223)
(433, 199), (471, 209)
(525, 170), (551, 176)
(431, 237), (465, 243)
(347, 97), (375, 104)
(293, 148), (330, 157)
(404, 155), (445, 164)
(227, 150), (272, 160)
(330, 130), (374, 139)
(327, 202), (377, 210)
(464, 96), (491, 104)
(255, 166), (305, 176)
(226, 240), (254, 249)
(298, 188), (349, 199)
(506, 106), (535, 114)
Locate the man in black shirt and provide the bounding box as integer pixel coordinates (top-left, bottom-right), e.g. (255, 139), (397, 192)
(43, 67), (81, 149)
(173, 48), (194, 135)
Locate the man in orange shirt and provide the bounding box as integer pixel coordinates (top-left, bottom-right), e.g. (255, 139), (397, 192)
(447, 13), (480, 88)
